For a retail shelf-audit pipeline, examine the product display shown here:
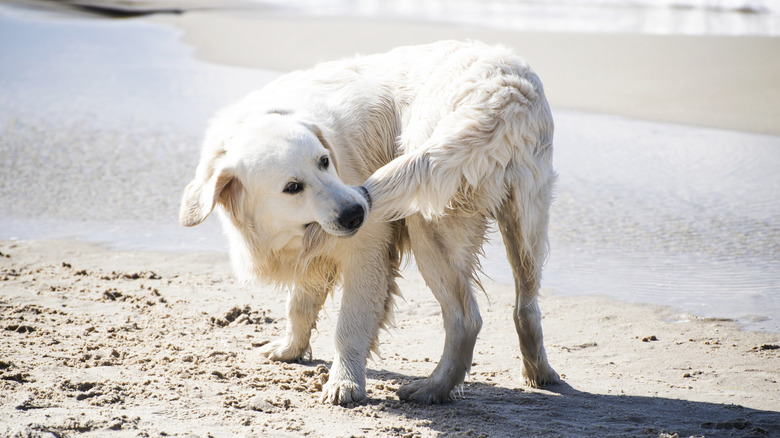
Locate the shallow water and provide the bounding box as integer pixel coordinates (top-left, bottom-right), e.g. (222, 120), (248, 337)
(480, 111), (780, 332)
(247, 0), (780, 36)
(0, 4), (277, 228)
(1, 4), (778, 331)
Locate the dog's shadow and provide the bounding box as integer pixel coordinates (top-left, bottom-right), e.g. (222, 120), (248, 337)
(348, 368), (780, 437)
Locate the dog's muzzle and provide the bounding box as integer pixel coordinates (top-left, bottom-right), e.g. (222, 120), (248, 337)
(337, 203), (365, 232)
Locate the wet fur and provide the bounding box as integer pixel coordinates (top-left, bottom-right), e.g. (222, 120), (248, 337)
(180, 40), (559, 405)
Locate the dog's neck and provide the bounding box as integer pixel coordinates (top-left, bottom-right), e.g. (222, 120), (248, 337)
(221, 213), (337, 288)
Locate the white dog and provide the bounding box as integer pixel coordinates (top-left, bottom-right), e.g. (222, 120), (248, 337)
(180, 40), (559, 405)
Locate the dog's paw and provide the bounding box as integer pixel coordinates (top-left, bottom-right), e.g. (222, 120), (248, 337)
(321, 379), (366, 405)
(523, 364), (561, 388)
(258, 338), (311, 362)
(397, 379), (453, 404)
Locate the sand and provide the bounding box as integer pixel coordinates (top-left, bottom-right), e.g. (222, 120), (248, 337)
(1, 239), (779, 437)
(158, 11), (780, 136)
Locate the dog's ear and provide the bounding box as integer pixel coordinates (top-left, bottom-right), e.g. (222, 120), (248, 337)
(301, 121), (339, 175)
(179, 166), (236, 227)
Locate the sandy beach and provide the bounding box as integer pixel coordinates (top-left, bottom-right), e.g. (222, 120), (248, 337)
(2, 240), (779, 437)
(1, 1), (779, 437)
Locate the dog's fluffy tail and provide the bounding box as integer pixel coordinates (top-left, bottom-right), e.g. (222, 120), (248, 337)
(363, 69), (554, 222)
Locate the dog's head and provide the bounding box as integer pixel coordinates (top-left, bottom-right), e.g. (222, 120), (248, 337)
(179, 112), (370, 243)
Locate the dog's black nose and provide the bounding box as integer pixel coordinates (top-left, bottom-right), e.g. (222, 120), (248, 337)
(338, 204), (365, 231)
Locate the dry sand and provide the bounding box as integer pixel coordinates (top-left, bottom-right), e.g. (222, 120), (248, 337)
(158, 11), (780, 136)
(2, 240), (779, 437)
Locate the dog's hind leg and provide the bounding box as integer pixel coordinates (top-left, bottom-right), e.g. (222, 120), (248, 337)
(259, 280), (332, 362)
(398, 213), (487, 404)
(496, 189), (560, 387)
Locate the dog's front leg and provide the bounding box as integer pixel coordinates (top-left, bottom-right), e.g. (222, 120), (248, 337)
(259, 284), (329, 362)
(322, 251), (390, 405)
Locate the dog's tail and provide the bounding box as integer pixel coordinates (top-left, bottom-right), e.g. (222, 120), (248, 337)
(362, 70), (554, 222)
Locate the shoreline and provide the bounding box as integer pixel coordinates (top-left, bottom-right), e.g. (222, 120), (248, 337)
(0, 0), (776, 331)
(4, 0), (779, 134)
(158, 11), (780, 135)
(1, 239), (778, 436)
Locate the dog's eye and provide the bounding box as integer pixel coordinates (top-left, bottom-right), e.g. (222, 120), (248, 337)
(283, 181), (303, 194)
(319, 156), (329, 169)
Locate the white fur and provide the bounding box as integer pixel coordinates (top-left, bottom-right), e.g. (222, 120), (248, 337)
(180, 40), (559, 405)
